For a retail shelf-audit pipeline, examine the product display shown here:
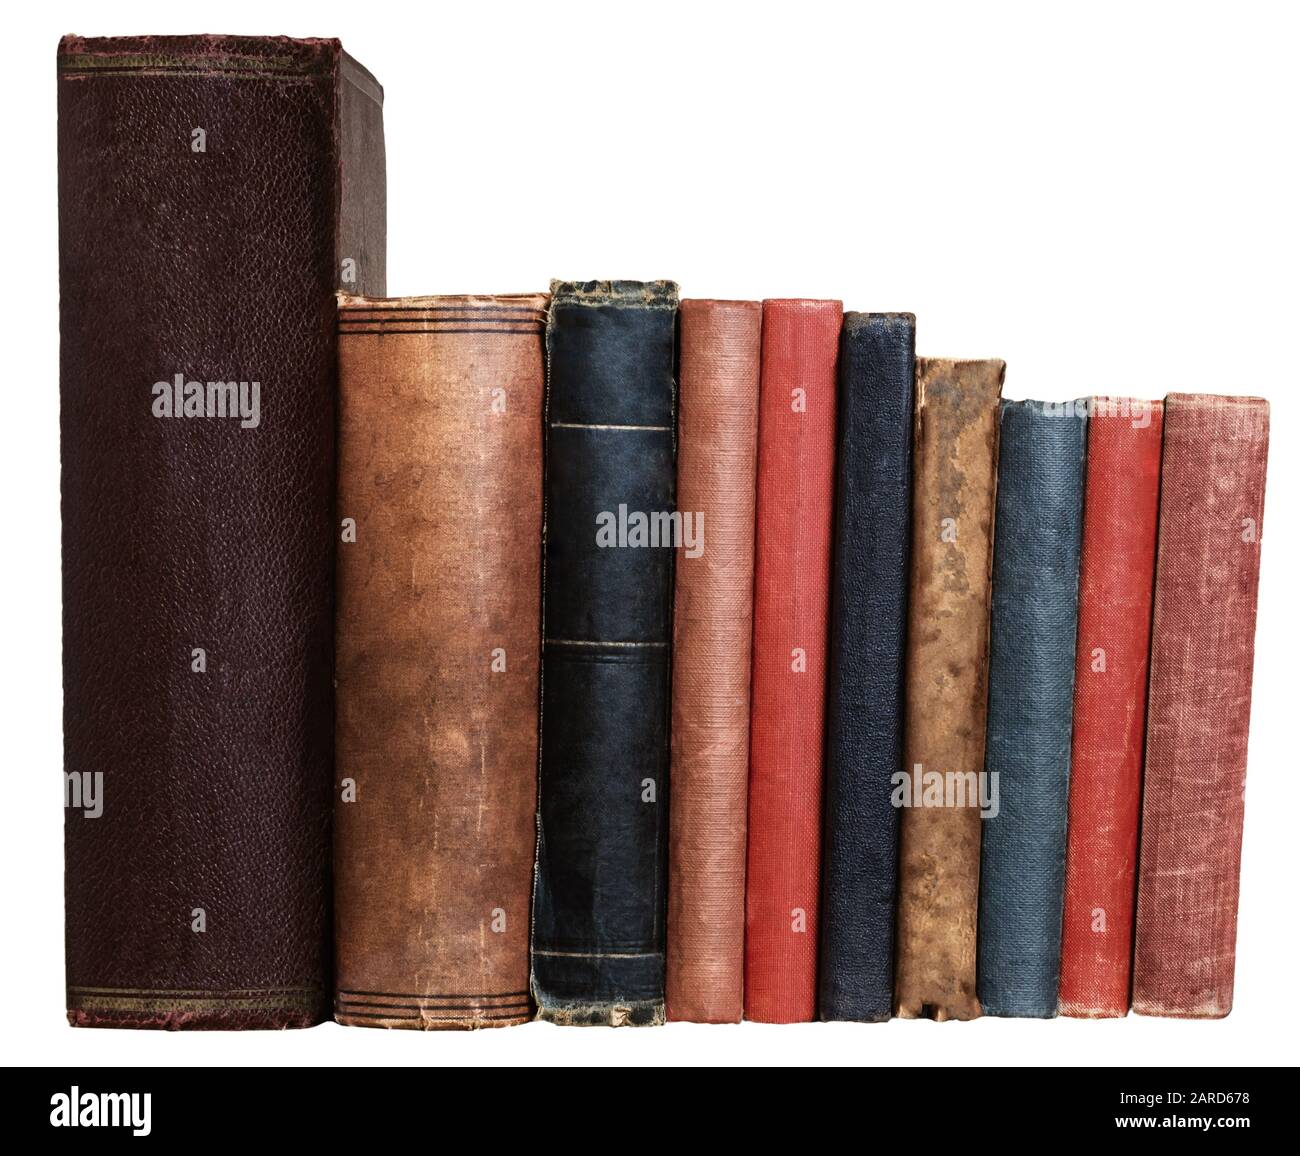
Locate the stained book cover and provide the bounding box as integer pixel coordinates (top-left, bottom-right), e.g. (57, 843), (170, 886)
(532, 280), (679, 1026)
(745, 298), (842, 1023)
(1059, 399), (1163, 1018)
(819, 313), (915, 1023)
(666, 300), (761, 1024)
(1132, 394), (1269, 1019)
(333, 295), (545, 1028)
(894, 358), (1003, 1021)
(977, 400), (1087, 1019)
(59, 35), (385, 1028)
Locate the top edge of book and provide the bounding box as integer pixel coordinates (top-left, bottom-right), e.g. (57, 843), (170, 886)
(338, 293), (548, 310)
(57, 34), (380, 96)
(843, 311), (915, 328)
(549, 280), (679, 308)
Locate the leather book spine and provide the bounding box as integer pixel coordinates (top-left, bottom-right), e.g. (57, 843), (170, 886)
(819, 313), (915, 1023)
(977, 400), (1088, 1018)
(59, 35), (385, 1029)
(1059, 399), (1163, 1018)
(1133, 394), (1269, 1018)
(333, 295), (546, 1029)
(894, 358), (1003, 1022)
(665, 300), (761, 1024)
(532, 280), (679, 1026)
(745, 298), (842, 1023)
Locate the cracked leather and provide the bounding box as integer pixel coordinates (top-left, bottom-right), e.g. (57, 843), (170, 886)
(333, 295), (546, 1029)
(532, 280), (678, 1026)
(894, 358), (1003, 1022)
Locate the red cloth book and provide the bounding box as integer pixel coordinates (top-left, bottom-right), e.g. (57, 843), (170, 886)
(1058, 399), (1163, 1018)
(744, 298), (841, 1023)
(1132, 394), (1268, 1018)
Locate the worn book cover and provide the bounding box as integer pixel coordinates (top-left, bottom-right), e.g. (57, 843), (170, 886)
(1132, 394), (1269, 1018)
(333, 295), (545, 1028)
(666, 300), (761, 1024)
(820, 313), (915, 1023)
(745, 298), (842, 1023)
(894, 358), (1003, 1022)
(977, 400), (1087, 1018)
(532, 280), (678, 1026)
(59, 35), (385, 1028)
(1059, 399), (1163, 1018)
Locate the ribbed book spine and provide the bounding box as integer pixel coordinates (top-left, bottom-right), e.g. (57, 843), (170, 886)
(1133, 394), (1269, 1018)
(1059, 399), (1163, 1018)
(894, 358), (1003, 1022)
(977, 400), (1087, 1018)
(745, 298), (842, 1023)
(666, 300), (761, 1023)
(333, 295), (546, 1029)
(819, 313), (915, 1022)
(59, 35), (385, 1029)
(532, 280), (679, 1026)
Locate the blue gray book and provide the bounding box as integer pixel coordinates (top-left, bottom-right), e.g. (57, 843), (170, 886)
(977, 399), (1088, 1018)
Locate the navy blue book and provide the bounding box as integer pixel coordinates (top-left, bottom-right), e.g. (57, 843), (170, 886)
(819, 313), (915, 1022)
(531, 280), (678, 1026)
(977, 399), (1087, 1018)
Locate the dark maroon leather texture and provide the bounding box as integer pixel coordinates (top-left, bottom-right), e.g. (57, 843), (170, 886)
(59, 34), (385, 1029)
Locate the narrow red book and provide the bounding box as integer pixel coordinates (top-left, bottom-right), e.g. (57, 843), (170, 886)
(1058, 398), (1163, 1018)
(745, 298), (841, 1023)
(1133, 393), (1269, 1018)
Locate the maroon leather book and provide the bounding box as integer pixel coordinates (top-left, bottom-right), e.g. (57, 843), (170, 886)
(1132, 394), (1268, 1019)
(59, 35), (386, 1028)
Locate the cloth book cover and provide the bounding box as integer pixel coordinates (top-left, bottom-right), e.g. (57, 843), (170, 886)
(819, 313), (915, 1023)
(665, 299), (761, 1024)
(1058, 399), (1163, 1018)
(977, 399), (1087, 1019)
(1132, 394), (1269, 1018)
(744, 298), (842, 1023)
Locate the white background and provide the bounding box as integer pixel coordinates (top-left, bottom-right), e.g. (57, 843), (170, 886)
(2, 0), (1296, 1067)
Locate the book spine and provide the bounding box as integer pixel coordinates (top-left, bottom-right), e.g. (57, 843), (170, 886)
(1133, 394), (1269, 1018)
(665, 300), (761, 1024)
(819, 313), (915, 1022)
(532, 280), (679, 1026)
(333, 295), (546, 1029)
(59, 35), (385, 1029)
(894, 358), (1003, 1021)
(745, 298), (842, 1023)
(1059, 399), (1163, 1018)
(977, 400), (1088, 1018)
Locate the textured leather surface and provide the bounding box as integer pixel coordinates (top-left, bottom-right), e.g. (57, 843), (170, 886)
(665, 300), (761, 1024)
(977, 400), (1087, 1019)
(1059, 399), (1163, 1018)
(532, 280), (678, 1026)
(333, 295), (546, 1029)
(745, 298), (842, 1023)
(894, 358), (1003, 1021)
(59, 35), (385, 1029)
(819, 313), (915, 1023)
(1133, 394), (1269, 1019)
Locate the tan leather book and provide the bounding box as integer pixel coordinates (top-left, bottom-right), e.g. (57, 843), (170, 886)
(333, 294), (546, 1029)
(665, 299), (762, 1023)
(894, 357), (1004, 1021)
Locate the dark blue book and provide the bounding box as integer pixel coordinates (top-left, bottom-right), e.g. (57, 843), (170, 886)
(531, 280), (678, 1026)
(819, 313), (915, 1022)
(977, 399), (1087, 1018)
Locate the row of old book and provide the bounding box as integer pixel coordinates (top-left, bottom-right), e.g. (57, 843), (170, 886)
(60, 36), (1265, 1031)
(328, 287), (1267, 1028)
